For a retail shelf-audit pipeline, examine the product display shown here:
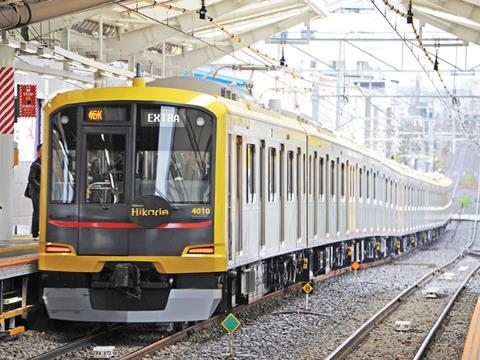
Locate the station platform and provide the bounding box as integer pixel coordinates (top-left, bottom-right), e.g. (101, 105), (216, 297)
(451, 214), (480, 222)
(463, 297), (480, 360)
(0, 238), (38, 280)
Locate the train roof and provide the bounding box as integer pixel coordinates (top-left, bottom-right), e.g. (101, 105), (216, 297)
(46, 81), (451, 189)
(217, 96), (452, 189)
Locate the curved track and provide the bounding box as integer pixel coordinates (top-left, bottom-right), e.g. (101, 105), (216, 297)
(325, 160), (480, 360)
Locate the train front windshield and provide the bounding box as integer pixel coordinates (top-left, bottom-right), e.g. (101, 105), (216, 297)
(47, 102), (215, 257)
(49, 103), (213, 206)
(135, 106), (213, 204)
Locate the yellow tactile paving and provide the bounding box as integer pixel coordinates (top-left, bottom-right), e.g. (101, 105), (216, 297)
(0, 244), (38, 253)
(463, 297), (480, 360)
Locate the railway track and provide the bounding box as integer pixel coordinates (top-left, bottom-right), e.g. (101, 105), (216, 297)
(326, 162), (480, 360)
(29, 326), (121, 360)
(26, 249), (416, 360)
(25, 233), (455, 360)
(117, 248), (432, 360)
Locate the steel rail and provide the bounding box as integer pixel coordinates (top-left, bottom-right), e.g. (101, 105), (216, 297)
(119, 256), (399, 360)
(326, 161), (480, 360)
(325, 248), (471, 360)
(29, 327), (119, 360)
(413, 262), (480, 359)
(413, 161), (480, 359)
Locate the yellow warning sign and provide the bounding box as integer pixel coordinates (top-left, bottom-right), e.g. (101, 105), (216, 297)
(303, 258), (308, 270)
(303, 282), (313, 294)
(351, 261), (361, 271)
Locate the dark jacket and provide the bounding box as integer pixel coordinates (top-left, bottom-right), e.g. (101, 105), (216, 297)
(28, 157), (41, 193)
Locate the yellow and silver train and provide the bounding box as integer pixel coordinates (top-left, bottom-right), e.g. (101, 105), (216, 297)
(39, 77), (452, 323)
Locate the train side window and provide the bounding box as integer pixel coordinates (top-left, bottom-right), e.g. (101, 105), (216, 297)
(319, 157), (324, 200)
(350, 166), (354, 199)
(287, 151), (294, 201)
(391, 180), (394, 205)
(330, 160), (335, 201)
(359, 168), (363, 199)
(366, 170), (370, 199)
(385, 177), (388, 204)
(313, 152), (317, 198)
(246, 144), (256, 203)
(309, 155), (313, 196)
(50, 110), (77, 204)
(302, 152), (306, 196)
(85, 133), (126, 204)
(297, 150), (302, 200)
(268, 147), (276, 202)
(341, 162), (345, 199)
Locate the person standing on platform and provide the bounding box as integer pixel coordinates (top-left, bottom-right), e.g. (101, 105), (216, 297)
(27, 144), (42, 239)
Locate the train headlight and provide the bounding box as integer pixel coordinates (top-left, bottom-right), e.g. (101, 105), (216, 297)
(196, 117), (205, 126)
(60, 115), (70, 124)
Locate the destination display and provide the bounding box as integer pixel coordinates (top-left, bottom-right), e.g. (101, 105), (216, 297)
(85, 105), (129, 122)
(140, 106), (184, 127)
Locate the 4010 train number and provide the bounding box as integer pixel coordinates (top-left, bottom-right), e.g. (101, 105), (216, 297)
(191, 207), (211, 215)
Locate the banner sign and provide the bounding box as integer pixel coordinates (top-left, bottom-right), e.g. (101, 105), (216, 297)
(0, 67), (15, 134)
(18, 84), (37, 118)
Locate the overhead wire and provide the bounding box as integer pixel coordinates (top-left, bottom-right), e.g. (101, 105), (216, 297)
(371, 0), (480, 152)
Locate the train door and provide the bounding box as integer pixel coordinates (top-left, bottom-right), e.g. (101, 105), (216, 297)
(318, 153), (326, 242)
(265, 144), (280, 255)
(244, 139), (261, 259)
(259, 140), (266, 256)
(284, 148), (297, 249)
(307, 149), (315, 245)
(328, 155), (336, 238)
(297, 148), (302, 244)
(279, 144), (285, 251)
(336, 157), (340, 237)
(233, 135), (243, 260)
(227, 134), (234, 265)
(47, 108), (79, 251)
(78, 126), (131, 255)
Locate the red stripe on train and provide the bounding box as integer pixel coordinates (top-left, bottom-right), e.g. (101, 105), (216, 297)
(48, 219), (212, 229)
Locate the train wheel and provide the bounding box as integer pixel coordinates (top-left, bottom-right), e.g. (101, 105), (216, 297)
(173, 322), (189, 332)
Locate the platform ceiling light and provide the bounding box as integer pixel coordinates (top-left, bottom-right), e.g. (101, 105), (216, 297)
(306, 0), (327, 16)
(52, 53), (65, 61)
(40, 74), (56, 79)
(0, 34), (20, 49)
(85, 66), (98, 73)
(67, 60), (83, 68)
(99, 71), (115, 78)
(20, 42), (38, 54)
(38, 48), (54, 59)
(0, 36), (21, 49)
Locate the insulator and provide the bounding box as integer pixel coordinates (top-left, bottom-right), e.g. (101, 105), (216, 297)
(407, 1), (413, 24)
(199, 0), (207, 19)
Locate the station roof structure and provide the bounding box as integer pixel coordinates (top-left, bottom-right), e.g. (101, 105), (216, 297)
(0, 0), (352, 77)
(404, 0), (480, 45)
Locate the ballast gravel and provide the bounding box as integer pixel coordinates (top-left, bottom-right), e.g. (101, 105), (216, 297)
(423, 273), (480, 360)
(145, 222), (473, 360)
(1, 222), (473, 360)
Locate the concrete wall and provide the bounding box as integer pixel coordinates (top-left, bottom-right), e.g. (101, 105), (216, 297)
(13, 161), (33, 235)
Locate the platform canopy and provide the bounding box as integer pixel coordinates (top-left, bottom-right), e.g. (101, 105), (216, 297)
(0, 0), (353, 74)
(402, 0), (480, 45)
